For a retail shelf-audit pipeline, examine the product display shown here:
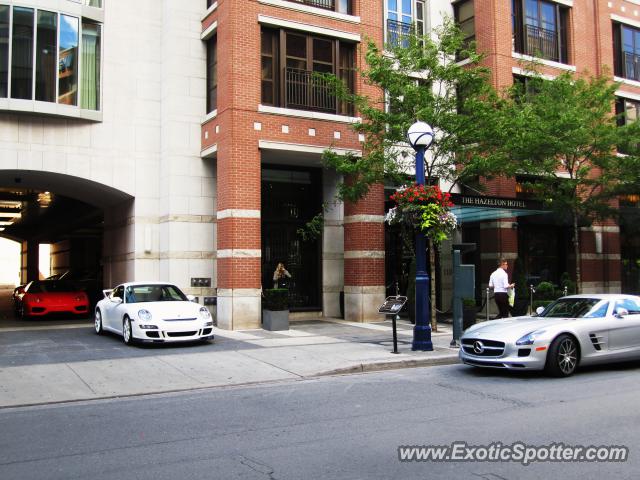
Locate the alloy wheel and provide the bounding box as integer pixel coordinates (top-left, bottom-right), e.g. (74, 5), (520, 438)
(95, 311), (103, 334)
(557, 338), (577, 375)
(123, 318), (132, 344)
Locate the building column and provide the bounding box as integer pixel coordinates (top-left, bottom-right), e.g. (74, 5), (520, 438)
(21, 240), (39, 284)
(215, 138), (262, 330)
(579, 225), (621, 293)
(343, 184), (386, 322)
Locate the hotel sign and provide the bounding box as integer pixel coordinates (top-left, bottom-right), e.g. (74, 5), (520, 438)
(449, 194), (544, 211)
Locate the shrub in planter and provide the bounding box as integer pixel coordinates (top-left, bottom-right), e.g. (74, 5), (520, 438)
(262, 289), (289, 331)
(263, 289), (289, 311)
(535, 281), (557, 301)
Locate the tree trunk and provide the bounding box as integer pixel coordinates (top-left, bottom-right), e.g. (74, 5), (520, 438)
(429, 238), (437, 332)
(573, 213), (582, 293)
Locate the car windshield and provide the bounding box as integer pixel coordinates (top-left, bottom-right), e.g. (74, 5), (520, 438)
(124, 284), (187, 303)
(538, 298), (607, 318)
(27, 281), (79, 293)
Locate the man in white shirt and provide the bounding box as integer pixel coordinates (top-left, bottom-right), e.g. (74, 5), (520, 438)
(489, 258), (515, 319)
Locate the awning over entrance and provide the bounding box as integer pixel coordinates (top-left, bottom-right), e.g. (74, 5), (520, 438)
(449, 194), (549, 223)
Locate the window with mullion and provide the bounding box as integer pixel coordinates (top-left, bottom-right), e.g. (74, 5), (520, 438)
(261, 28), (354, 115)
(454, 0), (475, 60)
(1, 6), (101, 109)
(512, 0), (569, 64)
(614, 23), (640, 81)
(206, 35), (217, 113)
(386, 0), (427, 48)
(615, 97), (640, 154)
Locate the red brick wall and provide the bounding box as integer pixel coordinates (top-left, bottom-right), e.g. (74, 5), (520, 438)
(203, 1), (384, 292)
(344, 183), (385, 287)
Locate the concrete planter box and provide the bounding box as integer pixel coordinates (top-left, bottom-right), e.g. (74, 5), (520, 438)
(262, 309), (289, 331)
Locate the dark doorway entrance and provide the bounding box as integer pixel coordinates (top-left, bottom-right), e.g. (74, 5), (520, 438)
(518, 220), (570, 286)
(261, 167), (322, 311)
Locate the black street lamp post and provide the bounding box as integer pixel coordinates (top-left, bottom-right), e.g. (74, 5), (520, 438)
(407, 121), (434, 351)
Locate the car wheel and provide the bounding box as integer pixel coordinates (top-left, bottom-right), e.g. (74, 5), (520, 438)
(122, 316), (135, 345)
(94, 310), (104, 335)
(19, 305), (29, 321)
(545, 334), (579, 377)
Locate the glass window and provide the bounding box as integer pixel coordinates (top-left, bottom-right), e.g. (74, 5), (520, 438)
(80, 21), (100, 110)
(615, 298), (640, 313)
(124, 284), (188, 303)
(36, 11), (57, 102)
(59, 14), (79, 105)
(0, 5), (8, 97)
(112, 286), (124, 299)
(455, 0), (475, 59)
(206, 35), (217, 113)
(513, 0), (569, 63)
(261, 29), (278, 106)
(11, 7), (34, 100)
(260, 28), (354, 115)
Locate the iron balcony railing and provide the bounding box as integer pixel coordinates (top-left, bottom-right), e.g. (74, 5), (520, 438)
(286, 0), (351, 14)
(386, 18), (414, 48)
(623, 52), (640, 82)
(524, 24), (559, 62)
(284, 67), (337, 114)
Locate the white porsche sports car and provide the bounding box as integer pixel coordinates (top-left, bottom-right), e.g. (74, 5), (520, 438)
(460, 294), (640, 377)
(95, 282), (214, 345)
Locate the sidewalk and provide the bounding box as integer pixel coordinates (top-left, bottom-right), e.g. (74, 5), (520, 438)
(0, 318), (460, 408)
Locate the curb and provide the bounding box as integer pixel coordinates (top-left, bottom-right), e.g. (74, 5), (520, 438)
(317, 355), (460, 376)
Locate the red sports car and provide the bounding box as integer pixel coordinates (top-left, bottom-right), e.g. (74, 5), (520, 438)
(17, 280), (90, 319)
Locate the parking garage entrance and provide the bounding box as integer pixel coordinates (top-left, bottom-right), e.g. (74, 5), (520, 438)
(0, 170), (133, 329)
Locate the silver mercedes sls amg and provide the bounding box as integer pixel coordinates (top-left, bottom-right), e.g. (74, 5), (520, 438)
(459, 294), (640, 377)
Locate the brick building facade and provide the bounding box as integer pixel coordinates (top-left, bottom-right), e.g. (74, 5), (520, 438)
(0, 0), (637, 331)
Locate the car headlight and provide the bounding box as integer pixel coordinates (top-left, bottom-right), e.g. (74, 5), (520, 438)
(138, 309), (152, 321)
(516, 330), (546, 345)
(199, 306), (211, 319)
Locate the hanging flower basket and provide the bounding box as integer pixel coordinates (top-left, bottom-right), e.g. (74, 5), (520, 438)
(385, 184), (457, 244)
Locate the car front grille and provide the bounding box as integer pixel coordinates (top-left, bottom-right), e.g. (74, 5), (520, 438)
(461, 338), (506, 357)
(163, 318), (197, 322)
(167, 331), (197, 337)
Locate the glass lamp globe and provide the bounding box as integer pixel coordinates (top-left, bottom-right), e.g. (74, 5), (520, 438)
(407, 121), (434, 150)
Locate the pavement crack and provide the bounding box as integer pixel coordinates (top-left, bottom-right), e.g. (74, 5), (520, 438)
(472, 474), (510, 480)
(238, 455), (279, 480)
(434, 382), (532, 408)
(65, 363), (97, 395)
(239, 351), (304, 379)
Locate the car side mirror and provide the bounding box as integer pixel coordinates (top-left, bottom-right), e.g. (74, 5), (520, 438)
(111, 296), (123, 304)
(535, 306), (545, 315)
(187, 295), (196, 302)
(615, 307), (629, 318)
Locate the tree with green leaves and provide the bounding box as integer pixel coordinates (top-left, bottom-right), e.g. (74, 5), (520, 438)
(322, 18), (513, 204)
(495, 66), (640, 292)
(311, 18), (520, 328)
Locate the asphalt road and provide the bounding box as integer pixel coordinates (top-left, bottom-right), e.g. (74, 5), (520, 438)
(1, 362), (639, 480)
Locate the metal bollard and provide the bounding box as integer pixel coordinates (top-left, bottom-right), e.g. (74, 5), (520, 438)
(529, 284), (536, 315)
(563, 286), (568, 297)
(486, 287), (490, 322)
